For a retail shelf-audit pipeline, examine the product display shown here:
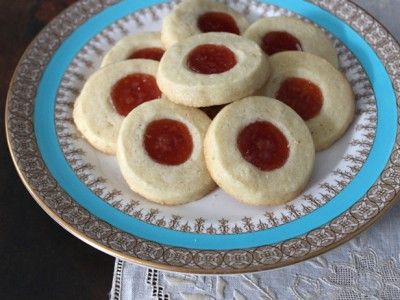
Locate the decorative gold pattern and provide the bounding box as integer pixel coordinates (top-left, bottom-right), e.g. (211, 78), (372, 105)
(5, 0), (400, 273)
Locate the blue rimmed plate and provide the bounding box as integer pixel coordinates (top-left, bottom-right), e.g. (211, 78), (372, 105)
(6, 0), (400, 273)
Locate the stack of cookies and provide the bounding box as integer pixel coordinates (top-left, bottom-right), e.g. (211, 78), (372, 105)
(73, 0), (354, 206)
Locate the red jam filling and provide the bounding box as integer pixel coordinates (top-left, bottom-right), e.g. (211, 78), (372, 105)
(197, 12), (240, 34)
(261, 31), (303, 55)
(111, 73), (161, 116)
(237, 121), (289, 171)
(128, 47), (165, 61)
(144, 119), (193, 166)
(187, 44), (237, 74)
(275, 77), (323, 121)
(200, 104), (226, 119)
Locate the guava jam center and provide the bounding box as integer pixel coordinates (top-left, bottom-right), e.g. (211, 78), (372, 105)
(237, 121), (289, 171)
(128, 47), (165, 61)
(261, 31), (303, 55)
(144, 119), (193, 166)
(275, 77), (323, 121)
(197, 12), (240, 34)
(111, 73), (161, 116)
(187, 44), (237, 74)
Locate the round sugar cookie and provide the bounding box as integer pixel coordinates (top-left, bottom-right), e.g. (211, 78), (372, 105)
(117, 99), (215, 205)
(204, 96), (315, 205)
(161, 0), (249, 48)
(157, 32), (270, 107)
(259, 51), (355, 151)
(73, 59), (161, 154)
(100, 32), (165, 67)
(244, 16), (339, 68)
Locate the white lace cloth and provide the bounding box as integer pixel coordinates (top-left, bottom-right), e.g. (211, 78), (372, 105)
(111, 202), (400, 300)
(109, 2), (400, 299)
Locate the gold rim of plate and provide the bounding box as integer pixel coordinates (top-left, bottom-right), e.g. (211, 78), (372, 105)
(5, 0), (400, 274)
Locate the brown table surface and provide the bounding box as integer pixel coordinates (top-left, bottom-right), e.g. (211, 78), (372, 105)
(1, 1), (114, 299)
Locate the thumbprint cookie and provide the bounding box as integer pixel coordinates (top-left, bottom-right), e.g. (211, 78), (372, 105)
(259, 51), (354, 151)
(73, 60), (161, 154)
(244, 17), (339, 68)
(204, 96), (315, 206)
(117, 99), (215, 205)
(100, 32), (165, 67)
(157, 32), (270, 107)
(161, 0), (249, 48)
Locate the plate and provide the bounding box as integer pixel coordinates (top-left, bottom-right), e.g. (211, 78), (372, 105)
(6, 0), (400, 274)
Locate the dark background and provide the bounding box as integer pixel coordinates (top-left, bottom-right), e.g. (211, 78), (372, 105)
(0, 1), (114, 299)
